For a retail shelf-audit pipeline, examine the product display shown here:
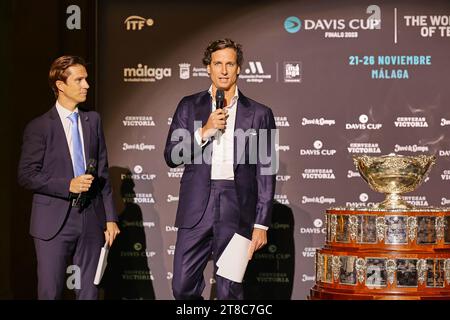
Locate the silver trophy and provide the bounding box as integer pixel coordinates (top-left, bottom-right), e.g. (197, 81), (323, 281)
(353, 154), (436, 210)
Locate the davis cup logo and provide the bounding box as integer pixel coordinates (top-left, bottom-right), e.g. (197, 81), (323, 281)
(359, 114), (368, 123)
(359, 193), (369, 202)
(313, 219), (323, 228)
(284, 16), (301, 33)
(346, 114), (382, 130)
(346, 193), (375, 207)
(300, 140), (336, 156)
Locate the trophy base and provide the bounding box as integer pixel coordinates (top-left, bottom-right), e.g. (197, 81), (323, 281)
(374, 193), (413, 210)
(310, 207), (450, 301)
(309, 285), (450, 300)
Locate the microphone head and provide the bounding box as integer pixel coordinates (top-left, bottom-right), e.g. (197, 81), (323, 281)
(86, 159), (97, 175)
(216, 89), (225, 108)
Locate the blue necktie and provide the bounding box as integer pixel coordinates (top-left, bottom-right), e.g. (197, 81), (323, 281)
(68, 112), (85, 177)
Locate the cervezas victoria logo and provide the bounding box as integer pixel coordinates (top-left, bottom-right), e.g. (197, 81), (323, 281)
(302, 169), (335, 179)
(402, 196), (428, 207)
(274, 194), (290, 205)
(394, 116), (428, 127)
(441, 170), (450, 181)
(347, 143), (381, 154)
(122, 116), (155, 126)
(167, 168), (184, 178)
(275, 116), (290, 127)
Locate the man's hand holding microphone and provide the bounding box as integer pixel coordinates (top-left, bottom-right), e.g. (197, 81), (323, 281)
(69, 159), (96, 208)
(200, 89), (228, 142)
(69, 159), (120, 246)
(69, 174), (94, 194)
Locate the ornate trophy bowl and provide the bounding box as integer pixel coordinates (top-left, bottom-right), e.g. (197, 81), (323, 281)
(353, 154), (436, 210)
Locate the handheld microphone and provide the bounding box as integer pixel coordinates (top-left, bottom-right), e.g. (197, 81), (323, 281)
(73, 158), (97, 208)
(85, 158), (97, 176)
(216, 89), (225, 109)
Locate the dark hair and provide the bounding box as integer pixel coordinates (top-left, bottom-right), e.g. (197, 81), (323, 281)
(49, 55), (87, 98)
(202, 38), (243, 67)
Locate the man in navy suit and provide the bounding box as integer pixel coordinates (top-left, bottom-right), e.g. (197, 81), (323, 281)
(164, 39), (277, 300)
(18, 55), (120, 299)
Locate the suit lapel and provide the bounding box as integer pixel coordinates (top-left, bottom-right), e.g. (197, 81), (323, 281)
(49, 106), (74, 177)
(234, 92), (255, 170)
(194, 91), (211, 127)
(79, 109), (91, 163)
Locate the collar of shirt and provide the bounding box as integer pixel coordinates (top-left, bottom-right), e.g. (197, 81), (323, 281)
(55, 101), (79, 120)
(208, 85), (239, 109)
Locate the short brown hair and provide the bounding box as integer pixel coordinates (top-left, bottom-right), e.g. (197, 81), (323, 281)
(48, 55), (87, 98)
(202, 38), (243, 67)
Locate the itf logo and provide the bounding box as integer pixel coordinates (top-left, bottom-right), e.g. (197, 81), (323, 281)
(284, 16), (301, 33)
(124, 16), (154, 30)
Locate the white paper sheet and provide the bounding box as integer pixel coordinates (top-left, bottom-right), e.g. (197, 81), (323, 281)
(94, 241), (110, 285)
(216, 233), (251, 283)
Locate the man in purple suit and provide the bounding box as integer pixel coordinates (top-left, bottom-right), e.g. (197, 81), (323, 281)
(164, 39), (277, 300)
(18, 55), (120, 299)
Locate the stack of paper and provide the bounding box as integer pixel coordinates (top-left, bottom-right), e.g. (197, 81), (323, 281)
(216, 233), (251, 283)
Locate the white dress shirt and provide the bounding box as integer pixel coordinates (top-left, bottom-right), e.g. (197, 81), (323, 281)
(55, 101), (87, 176)
(210, 86), (238, 180)
(194, 87), (268, 231)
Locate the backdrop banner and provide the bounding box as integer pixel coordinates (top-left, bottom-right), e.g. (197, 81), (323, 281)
(97, 0), (450, 299)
